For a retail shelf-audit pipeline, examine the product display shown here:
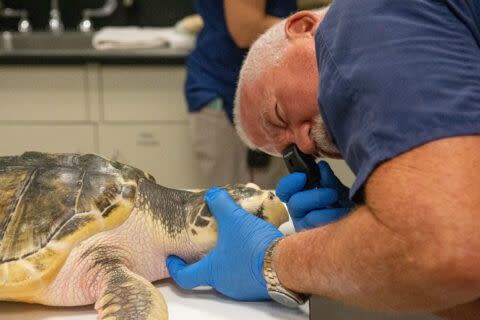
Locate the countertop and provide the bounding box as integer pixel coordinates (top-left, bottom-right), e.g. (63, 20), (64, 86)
(0, 280), (309, 320)
(0, 47), (189, 65)
(0, 31), (191, 65)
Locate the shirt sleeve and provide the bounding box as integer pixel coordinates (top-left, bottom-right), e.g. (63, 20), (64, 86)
(316, 0), (480, 200)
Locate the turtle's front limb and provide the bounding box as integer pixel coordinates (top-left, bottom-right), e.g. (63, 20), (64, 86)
(95, 264), (168, 320)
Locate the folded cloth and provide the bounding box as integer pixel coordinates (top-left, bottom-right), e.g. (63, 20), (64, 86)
(175, 14), (204, 35)
(93, 27), (196, 50)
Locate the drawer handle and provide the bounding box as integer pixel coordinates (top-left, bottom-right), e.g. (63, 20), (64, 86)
(137, 132), (159, 147)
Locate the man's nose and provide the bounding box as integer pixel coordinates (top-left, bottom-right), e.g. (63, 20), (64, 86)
(293, 123), (316, 155)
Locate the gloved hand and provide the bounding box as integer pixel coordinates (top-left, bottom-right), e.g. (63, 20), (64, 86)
(167, 187), (283, 301)
(276, 160), (354, 231)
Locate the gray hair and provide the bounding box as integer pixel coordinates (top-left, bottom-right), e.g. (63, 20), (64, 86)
(233, 7), (330, 149)
(234, 20), (288, 149)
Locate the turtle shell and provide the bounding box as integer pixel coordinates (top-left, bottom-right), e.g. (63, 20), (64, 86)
(0, 152), (154, 302)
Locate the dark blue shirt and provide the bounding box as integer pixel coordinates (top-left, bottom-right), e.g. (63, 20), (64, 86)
(316, 0), (480, 200)
(185, 0), (297, 121)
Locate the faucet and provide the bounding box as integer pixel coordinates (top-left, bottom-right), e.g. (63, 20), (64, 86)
(0, 1), (31, 33)
(49, 0), (64, 33)
(79, 0), (118, 33)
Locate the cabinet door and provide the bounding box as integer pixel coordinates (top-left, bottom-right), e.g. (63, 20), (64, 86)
(99, 124), (201, 189)
(101, 66), (188, 122)
(0, 125), (96, 156)
(325, 159), (355, 187)
(0, 66), (88, 121)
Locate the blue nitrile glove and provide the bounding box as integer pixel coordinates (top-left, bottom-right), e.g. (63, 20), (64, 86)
(166, 187), (283, 301)
(276, 160), (354, 231)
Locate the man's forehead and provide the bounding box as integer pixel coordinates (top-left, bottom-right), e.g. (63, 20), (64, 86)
(240, 85), (264, 135)
(243, 75), (275, 117)
(242, 76), (271, 109)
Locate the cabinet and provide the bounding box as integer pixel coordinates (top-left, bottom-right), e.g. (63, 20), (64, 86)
(326, 159), (355, 187)
(99, 124), (200, 189)
(101, 66), (188, 122)
(0, 124), (95, 155)
(0, 64), (201, 188)
(0, 66), (88, 121)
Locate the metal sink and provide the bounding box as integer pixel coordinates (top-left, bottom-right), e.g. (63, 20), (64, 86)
(0, 32), (93, 51)
(0, 30), (189, 63)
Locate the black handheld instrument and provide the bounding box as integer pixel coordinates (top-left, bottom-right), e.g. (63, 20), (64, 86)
(283, 144), (319, 317)
(282, 144), (321, 190)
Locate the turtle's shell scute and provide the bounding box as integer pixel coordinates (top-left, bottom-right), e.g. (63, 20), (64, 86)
(0, 152), (154, 264)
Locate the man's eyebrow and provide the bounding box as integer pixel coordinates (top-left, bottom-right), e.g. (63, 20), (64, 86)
(260, 109), (283, 142)
(260, 108), (278, 129)
(274, 104), (287, 126)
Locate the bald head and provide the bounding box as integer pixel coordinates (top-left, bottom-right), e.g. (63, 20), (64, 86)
(233, 8), (340, 158)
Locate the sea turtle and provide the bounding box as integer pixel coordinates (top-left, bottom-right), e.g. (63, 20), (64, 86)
(0, 152), (288, 319)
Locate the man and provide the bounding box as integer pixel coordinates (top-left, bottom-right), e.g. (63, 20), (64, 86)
(168, 1), (480, 319)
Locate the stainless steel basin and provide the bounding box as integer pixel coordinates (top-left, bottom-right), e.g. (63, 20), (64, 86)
(1, 32), (93, 51)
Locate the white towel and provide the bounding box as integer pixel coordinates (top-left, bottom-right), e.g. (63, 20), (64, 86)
(93, 27), (196, 50)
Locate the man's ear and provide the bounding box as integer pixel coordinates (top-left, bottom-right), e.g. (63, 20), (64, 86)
(285, 11), (322, 40)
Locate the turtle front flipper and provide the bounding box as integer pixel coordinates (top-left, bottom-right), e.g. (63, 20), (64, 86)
(95, 264), (168, 320)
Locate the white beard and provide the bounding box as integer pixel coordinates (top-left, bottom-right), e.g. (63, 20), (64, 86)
(311, 115), (341, 158)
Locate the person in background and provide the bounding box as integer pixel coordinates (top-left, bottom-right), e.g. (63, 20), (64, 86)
(297, 0), (332, 10)
(184, 0), (297, 189)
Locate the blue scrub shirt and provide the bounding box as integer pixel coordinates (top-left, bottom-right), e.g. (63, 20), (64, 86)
(185, 0), (297, 122)
(316, 0), (480, 200)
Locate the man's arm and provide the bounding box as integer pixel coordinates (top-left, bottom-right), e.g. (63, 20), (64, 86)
(224, 0), (282, 48)
(275, 136), (480, 312)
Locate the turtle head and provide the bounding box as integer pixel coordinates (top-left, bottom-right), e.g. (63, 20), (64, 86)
(184, 183), (289, 258)
(224, 183), (289, 228)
